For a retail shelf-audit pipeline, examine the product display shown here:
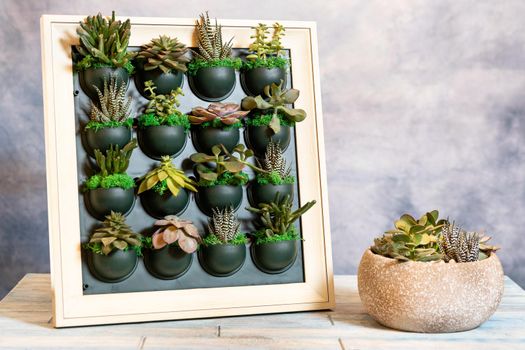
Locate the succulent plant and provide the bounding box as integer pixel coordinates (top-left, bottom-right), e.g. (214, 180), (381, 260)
(246, 23), (285, 61)
(188, 103), (249, 128)
(371, 210), (447, 262)
(439, 222), (500, 262)
(192, 12), (233, 61)
(255, 141), (292, 184)
(94, 139), (137, 177)
(207, 207), (241, 244)
(136, 35), (190, 73)
(89, 76), (132, 125)
(241, 80), (306, 134)
(76, 11), (135, 70)
(143, 81), (184, 118)
(85, 211), (142, 255)
(150, 216), (201, 253)
(138, 156), (197, 197)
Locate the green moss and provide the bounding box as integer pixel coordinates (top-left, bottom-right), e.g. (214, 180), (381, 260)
(202, 233), (248, 246)
(242, 56), (289, 70)
(197, 171), (249, 187)
(256, 171), (295, 185)
(85, 118), (133, 132)
(75, 55), (135, 75)
(199, 118), (242, 130)
(187, 58), (243, 76)
(152, 180), (168, 196)
(253, 228), (299, 245)
(137, 113), (190, 131)
(245, 112), (295, 127)
(85, 174), (135, 190)
(82, 242), (143, 257)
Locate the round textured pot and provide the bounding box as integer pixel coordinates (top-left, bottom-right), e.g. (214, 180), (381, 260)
(245, 124), (291, 155)
(188, 66), (236, 102)
(251, 239), (298, 274)
(135, 68), (184, 97)
(84, 126), (132, 158)
(86, 188), (135, 221)
(140, 188), (190, 219)
(144, 245), (193, 280)
(249, 182), (293, 206)
(240, 67), (286, 97)
(357, 249), (504, 333)
(88, 249), (138, 283)
(191, 127), (240, 154)
(79, 67), (129, 101)
(199, 244), (246, 277)
(196, 185), (243, 216)
(138, 125), (187, 160)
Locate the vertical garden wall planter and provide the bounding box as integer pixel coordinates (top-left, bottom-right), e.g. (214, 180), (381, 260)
(144, 246), (193, 280)
(191, 127), (240, 154)
(199, 244), (246, 277)
(248, 182), (294, 207)
(88, 249), (138, 283)
(137, 125), (187, 160)
(240, 67), (286, 97)
(135, 69), (184, 98)
(195, 185), (243, 216)
(188, 67), (236, 102)
(79, 67), (130, 101)
(245, 125), (291, 155)
(84, 126), (132, 158)
(86, 188), (135, 221)
(140, 189), (190, 219)
(251, 240), (298, 274)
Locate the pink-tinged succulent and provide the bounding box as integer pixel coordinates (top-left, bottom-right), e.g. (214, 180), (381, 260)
(189, 103), (249, 126)
(151, 215), (201, 253)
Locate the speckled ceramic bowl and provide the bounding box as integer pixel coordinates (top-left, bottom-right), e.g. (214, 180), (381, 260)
(358, 248), (504, 333)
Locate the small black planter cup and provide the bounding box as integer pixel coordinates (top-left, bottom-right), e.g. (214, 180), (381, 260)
(251, 239), (298, 274)
(199, 244), (246, 277)
(144, 245), (193, 280)
(86, 188), (135, 221)
(249, 182), (294, 207)
(138, 125), (187, 160)
(240, 67), (286, 97)
(88, 249), (138, 283)
(84, 126), (132, 158)
(191, 127), (240, 154)
(135, 67), (184, 98)
(245, 124), (291, 155)
(188, 66), (236, 102)
(79, 67), (129, 101)
(196, 185), (243, 216)
(140, 188), (190, 219)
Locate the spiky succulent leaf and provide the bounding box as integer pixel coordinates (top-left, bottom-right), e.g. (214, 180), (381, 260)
(137, 35), (190, 73)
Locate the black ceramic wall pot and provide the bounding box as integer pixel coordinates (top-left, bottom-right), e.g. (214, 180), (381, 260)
(188, 67), (236, 102)
(79, 67), (129, 101)
(249, 182), (294, 206)
(135, 68), (184, 98)
(199, 244), (246, 277)
(140, 188), (189, 219)
(240, 67), (286, 97)
(251, 240), (298, 274)
(84, 126), (132, 158)
(245, 125), (291, 155)
(144, 246), (193, 280)
(88, 249), (138, 283)
(191, 127), (240, 154)
(86, 188), (135, 220)
(196, 185), (243, 216)
(138, 125), (187, 160)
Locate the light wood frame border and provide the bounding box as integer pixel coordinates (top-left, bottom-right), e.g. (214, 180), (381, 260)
(40, 14), (334, 328)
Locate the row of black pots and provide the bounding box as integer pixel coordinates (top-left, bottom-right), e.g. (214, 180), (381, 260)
(79, 65), (286, 103)
(87, 239), (299, 283)
(85, 181), (294, 221)
(84, 122), (291, 161)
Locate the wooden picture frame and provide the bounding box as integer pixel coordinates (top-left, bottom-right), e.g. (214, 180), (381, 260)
(40, 14), (334, 328)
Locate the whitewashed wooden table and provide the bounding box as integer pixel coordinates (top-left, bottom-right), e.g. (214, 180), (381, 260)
(0, 274), (524, 349)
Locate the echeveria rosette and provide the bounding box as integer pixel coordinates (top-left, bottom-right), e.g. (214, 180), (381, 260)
(189, 103), (249, 129)
(151, 216), (201, 253)
(241, 80), (306, 134)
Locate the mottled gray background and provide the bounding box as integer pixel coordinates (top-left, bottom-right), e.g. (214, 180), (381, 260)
(0, 0), (523, 298)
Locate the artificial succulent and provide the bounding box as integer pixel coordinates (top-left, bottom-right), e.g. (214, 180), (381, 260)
(85, 211), (142, 255)
(188, 103), (249, 128)
(136, 35), (190, 73)
(204, 207), (246, 245)
(150, 216), (201, 253)
(246, 23), (286, 63)
(439, 222), (499, 262)
(138, 156), (197, 197)
(87, 76), (133, 130)
(138, 81), (190, 129)
(255, 141), (294, 185)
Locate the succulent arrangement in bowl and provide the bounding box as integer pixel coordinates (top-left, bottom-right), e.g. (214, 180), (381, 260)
(83, 76), (133, 157)
(247, 194), (315, 274)
(187, 12), (242, 101)
(189, 102), (249, 154)
(198, 207), (247, 277)
(84, 140), (137, 220)
(135, 35), (190, 96)
(190, 144), (265, 216)
(137, 156), (197, 218)
(136, 81), (190, 159)
(75, 11), (135, 100)
(241, 23), (288, 97)
(242, 81), (306, 155)
(83, 211), (142, 283)
(358, 210), (503, 333)
(142, 216), (200, 280)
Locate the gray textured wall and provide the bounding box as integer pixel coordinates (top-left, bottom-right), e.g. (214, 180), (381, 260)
(0, 0), (523, 298)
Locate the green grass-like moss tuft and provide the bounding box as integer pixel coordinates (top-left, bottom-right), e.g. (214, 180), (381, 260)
(82, 242), (143, 256)
(256, 171), (295, 185)
(85, 118), (133, 132)
(202, 233), (248, 246)
(187, 58), (243, 76)
(199, 118), (242, 130)
(75, 55), (135, 75)
(85, 174), (135, 190)
(245, 113), (295, 127)
(137, 113), (191, 131)
(242, 56), (289, 70)
(197, 171), (249, 187)
(253, 228), (300, 245)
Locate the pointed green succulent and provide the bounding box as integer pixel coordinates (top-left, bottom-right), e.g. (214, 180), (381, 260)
(138, 156), (197, 197)
(439, 222), (500, 262)
(136, 35), (190, 73)
(192, 12), (233, 61)
(241, 80), (306, 134)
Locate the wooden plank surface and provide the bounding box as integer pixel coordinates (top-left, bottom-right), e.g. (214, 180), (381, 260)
(0, 274), (524, 349)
